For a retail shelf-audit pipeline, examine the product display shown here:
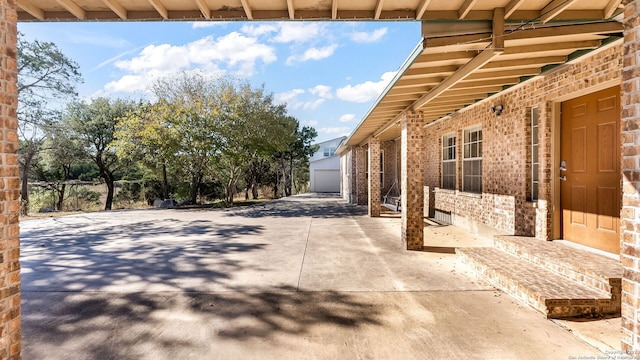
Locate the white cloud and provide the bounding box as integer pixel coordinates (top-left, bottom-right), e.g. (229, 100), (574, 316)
(241, 23), (279, 37)
(286, 44), (338, 65)
(319, 127), (351, 136)
(339, 114), (356, 122)
(350, 28), (388, 43)
(336, 71), (396, 103)
(106, 32), (276, 94)
(240, 22), (326, 44)
(303, 99), (325, 110)
(309, 85), (332, 99)
(275, 89), (304, 103)
(273, 23), (326, 43)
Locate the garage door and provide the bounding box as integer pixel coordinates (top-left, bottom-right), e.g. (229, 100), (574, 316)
(313, 170), (340, 193)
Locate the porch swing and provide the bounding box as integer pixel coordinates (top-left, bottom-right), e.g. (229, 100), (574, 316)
(382, 179), (401, 212)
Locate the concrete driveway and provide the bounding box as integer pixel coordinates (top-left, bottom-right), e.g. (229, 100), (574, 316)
(20, 194), (604, 359)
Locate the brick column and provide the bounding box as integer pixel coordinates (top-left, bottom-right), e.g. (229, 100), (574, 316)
(622, 0), (640, 352)
(350, 147), (357, 204)
(401, 111), (424, 250)
(368, 137), (381, 217)
(0, 1), (21, 359)
(355, 146), (367, 205)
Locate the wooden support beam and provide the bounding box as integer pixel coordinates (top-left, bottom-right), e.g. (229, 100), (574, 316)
(17, 0), (44, 20)
(403, 65), (459, 77)
(493, 8), (505, 51)
(102, 0), (127, 19)
(412, 48), (501, 110)
(287, 0), (295, 19)
(458, 0), (477, 19)
(465, 67), (540, 80)
(416, 0), (431, 20)
(332, 0), (338, 19)
(482, 56), (567, 70)
(540, 0), (578, 23)
(605, 0), (623, 18)
(395, 77), (443, 88)
(147, 0), (168, 19)
(505, 0), (525, 18)
(194, 0), (210, 19)
(505, 22), (622, 41)
(424, 33), (491, 49)
(452, 77), (519, 89)
(503, 39), (601, 55)
(374, 0), (384, 19)
(240, 0), (253, 19)
(56, 0), (85, 19)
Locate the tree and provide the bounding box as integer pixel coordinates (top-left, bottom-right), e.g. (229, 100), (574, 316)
(17, 33), (82, 214)
(39, 123), (86, 210)
(65, 98), (137, 210)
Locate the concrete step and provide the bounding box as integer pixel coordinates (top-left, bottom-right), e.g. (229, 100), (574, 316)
(494, 236), (622, 297)
(457, 247), (620, 319)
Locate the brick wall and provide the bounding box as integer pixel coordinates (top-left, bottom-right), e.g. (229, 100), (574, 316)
(424, 42), (623, 238)
(401, 111), (425, 250)
(0, 0), (21, 358)
(622, 0), (640, 351)
(368, 137), (381, 217)
(355, 146), (367, 205)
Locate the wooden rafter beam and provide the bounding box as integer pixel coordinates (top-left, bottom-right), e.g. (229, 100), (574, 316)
(416, 0), (431, 20)
(540, 0), (578, 23)
(56, 0), (85, 19)
(503, 39), (602, 55)
(102, 0), (127, 20)
(482, 56), (567, 70)
(412, 48), (501, 110)
(17, 0), (44, 20)
(424, 33), (491, 48)
(287, 0), (295, 19)
(403, 65), (459, 77)
(493, 7), (504, 50)
(240, 0), (253, 20)
(458, 0), (477, 19)
(414, 51), (475, 64)
(194, 0), (210, 19)
(505, 0), (525, 18)
(605, 0), (623, 18)
(465, 67), (540, 80)
(332, 0), (338, 19)
(505, 22), (622, 41)
(443, 86), (503, 96)
(395, 77), (443, 88)
(147, 0), (168, 19)
(452, 77), (519, 89)
(374, 0), (384, 19)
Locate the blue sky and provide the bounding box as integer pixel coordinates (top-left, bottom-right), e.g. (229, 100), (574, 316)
(18, 21), (421, 143)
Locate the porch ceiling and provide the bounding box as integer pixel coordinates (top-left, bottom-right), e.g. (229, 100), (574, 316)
(340, 0), (624, 148)
(17, 0), (622, 24)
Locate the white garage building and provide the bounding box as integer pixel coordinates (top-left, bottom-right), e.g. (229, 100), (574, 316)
(309, 136), (346, 193)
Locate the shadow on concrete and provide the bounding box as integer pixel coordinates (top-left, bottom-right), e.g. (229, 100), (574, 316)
(221, 195), (366, 219)
(21, 219), (266, 292)
(22, 287), (383, 359)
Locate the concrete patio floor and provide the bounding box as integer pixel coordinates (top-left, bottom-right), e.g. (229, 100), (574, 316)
(20, 194), (612, 359)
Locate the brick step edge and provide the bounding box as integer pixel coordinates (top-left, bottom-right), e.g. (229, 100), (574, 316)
(493, 236), (622, 296)
(457, 247), (620, 319)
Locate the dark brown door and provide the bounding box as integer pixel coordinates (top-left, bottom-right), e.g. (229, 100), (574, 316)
(561, 86), (620, 254)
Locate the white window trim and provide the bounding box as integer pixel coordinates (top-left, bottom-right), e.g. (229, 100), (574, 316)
(442, 133), (456, 190)
(462, 125), (482, 193)
(531, 106), (539, 201)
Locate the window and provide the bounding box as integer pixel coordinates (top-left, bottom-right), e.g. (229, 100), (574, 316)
(442, 134), (456, 189)
(323, 147), (336, 157)
(531, 107), (539, 201)
(463, 126), (482, 193)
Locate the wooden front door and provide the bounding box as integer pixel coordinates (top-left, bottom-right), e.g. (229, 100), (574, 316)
(560, 86), (620, 254)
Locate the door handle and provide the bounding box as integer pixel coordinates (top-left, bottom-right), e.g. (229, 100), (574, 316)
(560, 175), (567, 181)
